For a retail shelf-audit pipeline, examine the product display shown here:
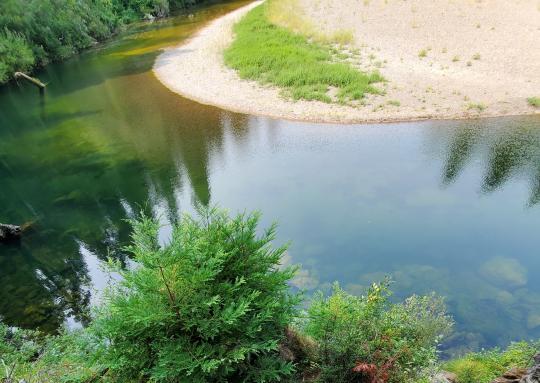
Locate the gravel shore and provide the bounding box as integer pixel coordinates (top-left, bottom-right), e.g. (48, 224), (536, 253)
(153, 0), (540, 124)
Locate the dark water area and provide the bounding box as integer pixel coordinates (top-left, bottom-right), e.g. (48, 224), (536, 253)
(0, 0), (539, 356)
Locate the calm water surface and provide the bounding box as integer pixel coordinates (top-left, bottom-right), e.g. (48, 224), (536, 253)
(1, 0), (539, 355)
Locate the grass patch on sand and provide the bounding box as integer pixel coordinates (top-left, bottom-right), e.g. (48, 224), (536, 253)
(528, 97), (540, 107)
(467, 102), (486, 112)
(224, 2), (383, 103)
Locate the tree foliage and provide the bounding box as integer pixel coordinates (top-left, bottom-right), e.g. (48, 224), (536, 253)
(0, 0), (208, 84)
(90, 208), (300, 382)
(0, 29), (34, 83)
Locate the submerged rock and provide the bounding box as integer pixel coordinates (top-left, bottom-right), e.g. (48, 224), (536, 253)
(0, 223), (22, 242)
(480, 256), (528, 287)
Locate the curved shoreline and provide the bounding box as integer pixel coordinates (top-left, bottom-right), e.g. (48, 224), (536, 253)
(153, 1), (539, 124)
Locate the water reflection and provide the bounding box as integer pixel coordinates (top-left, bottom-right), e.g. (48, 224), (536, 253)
(0, 73), (250, 331)
(441, 120), (540, 205)
(0, 0), (539, 355)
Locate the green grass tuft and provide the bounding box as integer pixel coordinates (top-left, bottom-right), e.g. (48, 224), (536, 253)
(528, 97), (540, 107)
(467, 102), (486, 112)
(224, 2), (383, 103)
(443, 341), (539, 383)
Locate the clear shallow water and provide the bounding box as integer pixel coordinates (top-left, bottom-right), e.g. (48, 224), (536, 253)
(1, 1), (539, 355)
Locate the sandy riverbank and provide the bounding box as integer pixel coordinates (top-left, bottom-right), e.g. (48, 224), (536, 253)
(153, 0), (540, 124)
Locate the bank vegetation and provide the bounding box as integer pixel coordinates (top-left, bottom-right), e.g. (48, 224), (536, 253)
(0, 0), (206, 84)
(0, 208), (538, 383)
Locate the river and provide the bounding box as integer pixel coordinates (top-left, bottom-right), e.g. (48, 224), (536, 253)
(0, 0), (539, 355)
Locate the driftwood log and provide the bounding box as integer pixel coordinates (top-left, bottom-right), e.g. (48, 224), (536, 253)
(0, 223), (22, 242)
(14, 72), (46, 92)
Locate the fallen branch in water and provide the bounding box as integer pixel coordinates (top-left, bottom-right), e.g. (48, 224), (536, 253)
(14, 72), (46, 90)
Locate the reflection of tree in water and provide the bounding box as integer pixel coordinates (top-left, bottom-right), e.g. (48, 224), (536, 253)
(0, 66), (250, 331)
(442, 127), (478, 185)
(442, 119), (540, 206)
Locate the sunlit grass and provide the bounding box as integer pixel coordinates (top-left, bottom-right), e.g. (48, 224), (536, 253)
(443, 341), (539, 383)
(266, 0), (354, 45)
(224, 2), (382, 103)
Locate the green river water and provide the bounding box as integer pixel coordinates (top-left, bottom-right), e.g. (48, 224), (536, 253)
(1, 0), (539, 355)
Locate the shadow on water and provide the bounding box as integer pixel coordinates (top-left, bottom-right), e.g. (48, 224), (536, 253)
(0, 0), (539, 355)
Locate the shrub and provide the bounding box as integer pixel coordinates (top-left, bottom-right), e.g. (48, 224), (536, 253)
(301, 280), (453, 383)
(90, 208), (300, 382)
(0, 28), (34, 83)
(444, 341), (540, 383)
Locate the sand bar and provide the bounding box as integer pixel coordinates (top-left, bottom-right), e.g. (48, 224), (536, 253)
(154, 0), (540, 124)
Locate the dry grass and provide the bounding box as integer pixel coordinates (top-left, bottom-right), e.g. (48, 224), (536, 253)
(266, 0), (354, 45)
(266, 0), (312, 35)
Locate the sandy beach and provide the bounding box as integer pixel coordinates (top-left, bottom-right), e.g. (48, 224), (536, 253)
(153, 0), (540, 124)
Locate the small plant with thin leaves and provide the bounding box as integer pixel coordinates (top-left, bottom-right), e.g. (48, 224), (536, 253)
(0, 325), (101, 382)
(0, 324), (40, 382)
(89, 208), (300, 382)
(301, 280), (453, 383)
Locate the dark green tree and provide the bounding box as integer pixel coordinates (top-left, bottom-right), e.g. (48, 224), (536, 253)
(91, 208), (300, 382)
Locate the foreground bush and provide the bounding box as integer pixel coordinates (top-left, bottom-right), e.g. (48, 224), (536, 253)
(3, 208), (537, 383)
(444, 341), (540, 383)
(90, 209), (300, 382)
(301, 281), (453, 383)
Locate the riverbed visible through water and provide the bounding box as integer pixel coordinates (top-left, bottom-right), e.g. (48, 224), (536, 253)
(1, 0), (539, 355)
